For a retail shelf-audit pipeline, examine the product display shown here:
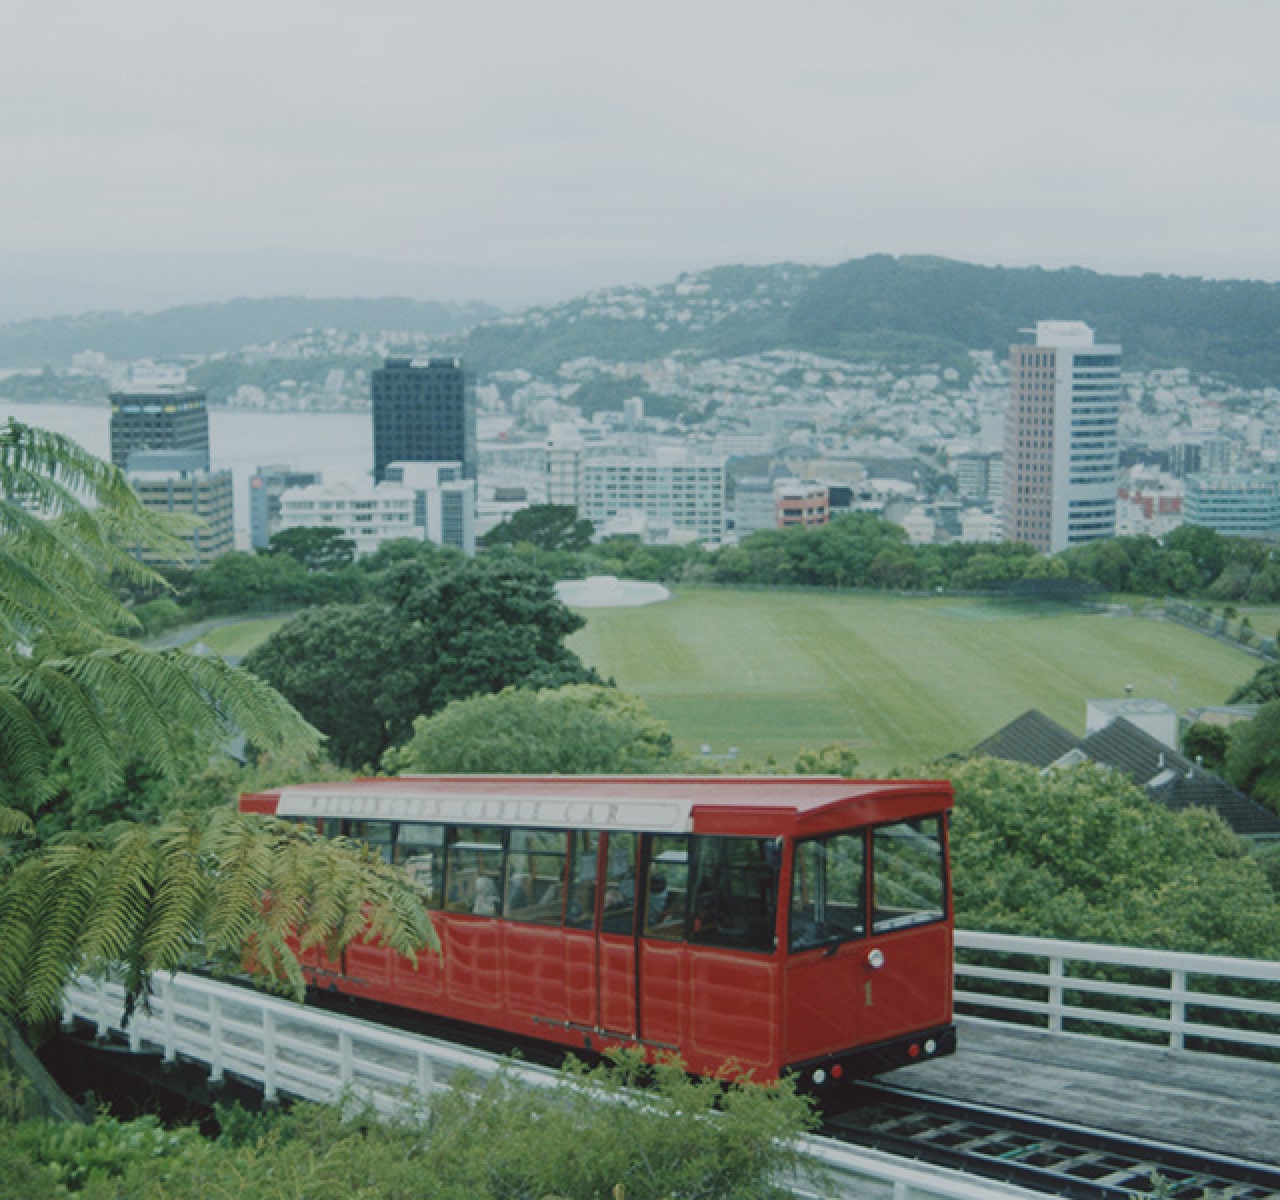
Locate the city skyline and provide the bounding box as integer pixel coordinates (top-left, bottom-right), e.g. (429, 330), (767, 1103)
(3, 2), (1280, 323)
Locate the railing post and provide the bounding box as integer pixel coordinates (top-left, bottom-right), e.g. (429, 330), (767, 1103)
(1047, 955), (1064, 1034)
(1169, 968), (1187, 1051)
(209, 994), (225, 1085)
(339, 1031), (354, 1093)
(418, 1051), (434, 1097)
(263, 1009), (278, 1102)
(161, 977), (177, 1063)
(128, 984), (142, 1053)
(92, 979), (111, 1041)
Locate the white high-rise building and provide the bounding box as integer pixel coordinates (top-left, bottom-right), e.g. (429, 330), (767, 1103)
(1003, 321), (1122, 553)
(579, 452), (727, 545)
(277, 462), (476, 558)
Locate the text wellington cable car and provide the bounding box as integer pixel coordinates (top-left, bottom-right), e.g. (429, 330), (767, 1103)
(241, 775), (957, 1089)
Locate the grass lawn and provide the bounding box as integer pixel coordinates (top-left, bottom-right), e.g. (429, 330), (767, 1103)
(568, 587), (1261, 774)
(186, 616), (291, 659)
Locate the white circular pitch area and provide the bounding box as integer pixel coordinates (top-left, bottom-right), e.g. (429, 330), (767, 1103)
(554, 575), (672, 608)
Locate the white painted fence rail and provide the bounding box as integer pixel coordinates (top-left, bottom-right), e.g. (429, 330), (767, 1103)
(955, 930), (1280, 1052)
(60, 934), (1280, 1200)
(62, 971), (1045, 1200)
(62, 972), (557, 1110)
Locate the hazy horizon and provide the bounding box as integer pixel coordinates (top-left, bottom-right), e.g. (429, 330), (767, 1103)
(5, 1), (1280, 324)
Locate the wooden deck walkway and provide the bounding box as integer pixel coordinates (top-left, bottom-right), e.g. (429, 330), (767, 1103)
(882, 1016), (1280, 1167)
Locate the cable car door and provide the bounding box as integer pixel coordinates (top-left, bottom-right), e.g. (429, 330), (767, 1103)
(596, 831), (638, 1039)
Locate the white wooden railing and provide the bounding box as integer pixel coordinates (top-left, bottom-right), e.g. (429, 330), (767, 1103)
(61, 931), (1280, 1200)
(954, 930), (1280, 1054)
(61, 970), (1039, 1200)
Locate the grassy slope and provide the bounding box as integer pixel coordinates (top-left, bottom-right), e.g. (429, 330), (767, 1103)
(187, 616), (291, 659)
(568, 588), (1259, 774)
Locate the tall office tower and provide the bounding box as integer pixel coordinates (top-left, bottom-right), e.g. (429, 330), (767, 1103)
(1002, 321), (1122, 553)
(371, 357), (475, 483)
(109, 387), (210, 471)
(124, 451), (234, 567)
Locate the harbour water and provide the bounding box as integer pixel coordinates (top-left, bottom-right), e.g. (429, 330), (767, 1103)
(1, 401), (373, 549)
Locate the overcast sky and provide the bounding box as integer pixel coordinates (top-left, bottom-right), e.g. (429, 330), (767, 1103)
(3, 0), (1279, 322)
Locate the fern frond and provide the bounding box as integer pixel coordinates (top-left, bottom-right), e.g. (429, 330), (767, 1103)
(140, 817), (208, 971)
(0, 806), (34, 839)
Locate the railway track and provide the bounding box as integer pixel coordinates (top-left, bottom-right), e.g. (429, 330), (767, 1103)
(822, 1081), (1280, 1199)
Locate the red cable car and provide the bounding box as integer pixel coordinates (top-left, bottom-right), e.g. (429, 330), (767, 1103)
(241, 775), (956, 1089)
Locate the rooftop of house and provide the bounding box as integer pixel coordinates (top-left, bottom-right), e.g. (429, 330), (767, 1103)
(969, 710), (1280, 840)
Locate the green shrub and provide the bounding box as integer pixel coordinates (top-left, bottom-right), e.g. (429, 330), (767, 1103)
(0, 1054), (817, 1199)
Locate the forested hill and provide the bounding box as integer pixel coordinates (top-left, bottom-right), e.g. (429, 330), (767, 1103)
(6, 258), (1280, 385)
(454, 256), (1280, 385)
(785, 256), (1280, 385)
(0, 297), (501, 367)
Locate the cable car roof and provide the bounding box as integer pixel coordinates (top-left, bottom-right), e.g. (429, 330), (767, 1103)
(252, 775), (953, 837)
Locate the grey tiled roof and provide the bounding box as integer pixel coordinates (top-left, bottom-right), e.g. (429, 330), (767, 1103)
(969, 709), (1080, 769)
(969, 712), (1280, 839)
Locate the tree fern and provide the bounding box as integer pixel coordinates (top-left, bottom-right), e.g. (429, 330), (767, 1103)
(0, 420), (436, 1026)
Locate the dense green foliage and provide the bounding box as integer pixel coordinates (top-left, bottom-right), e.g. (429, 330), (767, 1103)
(1224, 700), (1280, 813)
(947, 759), (1280, 958)
(0, 1057), (816, 1199)
(386, 684), (686, 775)
(479, 504), (595, 553)
(0, 420), (310, 814)
(481, 513), (1280, 606)
(1229, 661), (1280, 704)
(266, 525), (356, 571)
(178, 549), (367, 616)
(245, 558), (603, 768)
(1181, 720), (1231, 771)
(0, 421), (434, 1024)
(133, 509), (1280, 649)
(694, 515), (1280, 603)
(242, 603), (432, 768)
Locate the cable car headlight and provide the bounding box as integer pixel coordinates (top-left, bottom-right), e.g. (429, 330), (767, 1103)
(866, 948), (886, 969)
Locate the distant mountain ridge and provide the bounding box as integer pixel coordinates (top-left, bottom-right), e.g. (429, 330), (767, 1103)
(5, 259), (1280, 386)
(455, 256), (1280, 386)
(0, 297), (502, 367)
(785, 255), (1280, 385)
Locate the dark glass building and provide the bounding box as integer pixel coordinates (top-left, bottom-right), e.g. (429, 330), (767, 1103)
(371, 357), (475, 482)
(109, 388), (210, 471)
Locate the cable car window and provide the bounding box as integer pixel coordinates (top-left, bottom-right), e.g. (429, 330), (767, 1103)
(505, 829), (568, 925)
(789, 832), (865, 952)
(444, 826), (506, 916)
(688, 836), (780, 953)
(346, 820), (393, 864)
(566, 830), (599, 931)
(394, 822), (444, 908)
(643, 836), (689, 940)
(872, 817), (946, 933)
(601, 832), (637, 934)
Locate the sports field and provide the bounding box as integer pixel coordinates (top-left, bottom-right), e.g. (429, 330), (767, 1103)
(567, 588), (1260, 774)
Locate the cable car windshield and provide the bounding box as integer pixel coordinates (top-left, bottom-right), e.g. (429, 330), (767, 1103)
(871, 817), (946, 933)
(789, 831), (865, 952)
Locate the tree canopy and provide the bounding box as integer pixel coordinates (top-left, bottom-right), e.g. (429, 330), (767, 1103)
(266, 525), (357, 572)
(386, 684), (684, 776)
(244, 603), (433, 769)
(947, 758), (1280, 958)
(246, 557), (603, 769)
(1223, 700), (1280, 813)
(479, 504), (595, 553)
